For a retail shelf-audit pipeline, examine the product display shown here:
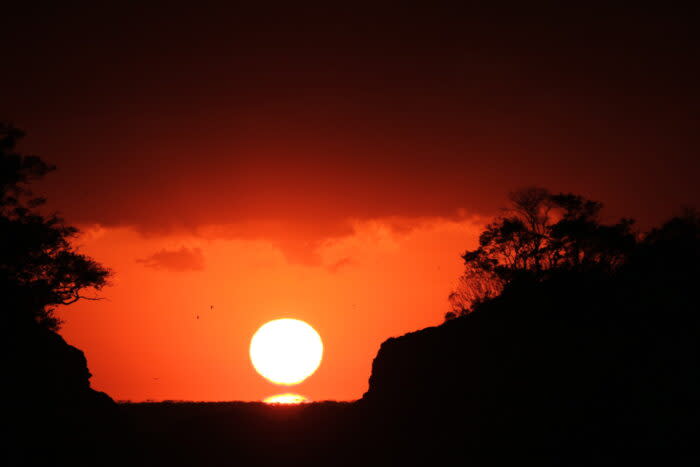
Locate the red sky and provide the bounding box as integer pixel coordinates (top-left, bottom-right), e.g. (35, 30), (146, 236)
(3, 4), (699, 401)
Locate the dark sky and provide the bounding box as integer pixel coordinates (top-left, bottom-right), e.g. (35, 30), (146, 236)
(3, 4), (699, 244)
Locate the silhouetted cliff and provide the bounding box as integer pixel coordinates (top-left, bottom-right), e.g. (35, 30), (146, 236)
(362, 238), (699, 463)
(8, 323), (113, 408)
(7, 322), (116, 466)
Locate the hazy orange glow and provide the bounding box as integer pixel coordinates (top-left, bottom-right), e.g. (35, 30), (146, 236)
(264, 393), (309, 404)
(57, 216), (484, 401)
(250, 319), (323, 385)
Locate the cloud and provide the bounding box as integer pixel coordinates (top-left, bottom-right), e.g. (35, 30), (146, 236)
(137, 246), (205, 272)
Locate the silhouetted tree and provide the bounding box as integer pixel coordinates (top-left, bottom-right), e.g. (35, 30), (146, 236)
(447, 187), (636, 318)
(1, 124), (110, 331)
(370, 199), (699, 465)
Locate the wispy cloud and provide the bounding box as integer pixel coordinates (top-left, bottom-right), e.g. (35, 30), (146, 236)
(137, 247), (205, 272)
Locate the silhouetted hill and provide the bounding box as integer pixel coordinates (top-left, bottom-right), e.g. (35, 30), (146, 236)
(361, 220), (700, 464)
(2, 124), (116, 466)
(7, 323), (116, 466)
(8, 324), (113, 407)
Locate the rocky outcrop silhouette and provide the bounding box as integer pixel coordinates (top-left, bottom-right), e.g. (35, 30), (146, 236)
(361, 267), (699, 463)
(7, 322), (117, 466)
(8, 323), (113, 408)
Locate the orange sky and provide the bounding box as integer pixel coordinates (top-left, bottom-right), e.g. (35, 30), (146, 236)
(59, 216), (483, 401)
(4, 5), (699, 401)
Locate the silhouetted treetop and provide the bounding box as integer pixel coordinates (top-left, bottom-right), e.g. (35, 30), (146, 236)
(1, 124), (109, 330)
(0, 124), (54, 211)
(448, 187), (636, 318)
(371, 203), (700, 465)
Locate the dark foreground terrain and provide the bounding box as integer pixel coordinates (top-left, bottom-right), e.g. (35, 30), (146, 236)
(12, 208), (700, 466)
(5, 133), (698, 467)
(122, 401), (362, 466)
(15, 384), (696, 467)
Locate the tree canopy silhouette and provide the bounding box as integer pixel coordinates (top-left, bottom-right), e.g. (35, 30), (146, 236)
(365, 190), (699, 465)
(448, 187), (636, 318)
(1, 124), (109, 331)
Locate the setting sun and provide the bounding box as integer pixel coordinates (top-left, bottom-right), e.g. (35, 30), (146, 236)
(249, 319), (323, 385)
(264, 393), (309, 404)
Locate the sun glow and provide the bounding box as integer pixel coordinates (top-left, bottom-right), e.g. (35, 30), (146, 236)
(264, 393), (309, 404)
(249, 318), (323, 385)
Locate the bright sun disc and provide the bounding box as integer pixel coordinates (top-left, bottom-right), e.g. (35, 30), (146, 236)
(249, 318), (323, 385)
